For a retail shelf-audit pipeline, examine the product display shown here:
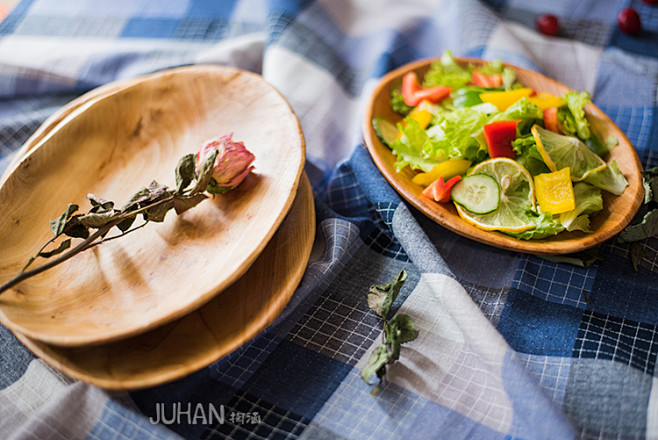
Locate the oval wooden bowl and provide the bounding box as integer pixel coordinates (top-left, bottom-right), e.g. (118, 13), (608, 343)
(14, 174), (315, 390)
(363, 58), (644, 255)
(0, 65), (305, 346)
(1, 80), (136, 183)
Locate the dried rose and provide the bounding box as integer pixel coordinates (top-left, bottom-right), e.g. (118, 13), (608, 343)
(196, 133), (255, 194)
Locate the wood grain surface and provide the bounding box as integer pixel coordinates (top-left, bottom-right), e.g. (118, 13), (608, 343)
(0, 65), (305, 346)
(362, 58), (644, 255)
(15, 174), (315, 390)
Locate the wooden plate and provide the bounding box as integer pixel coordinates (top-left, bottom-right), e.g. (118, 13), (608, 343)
(14, 174), (315, 390)
(363, 58), (644, 255)
(0, 65), (305, 346)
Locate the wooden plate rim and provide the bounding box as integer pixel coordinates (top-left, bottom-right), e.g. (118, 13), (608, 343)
(0, 65), (306, 345)
(13, 174), (315, 390)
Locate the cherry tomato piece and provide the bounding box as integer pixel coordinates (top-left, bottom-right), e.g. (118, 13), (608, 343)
(617, 8), (642, 35)
(536, 14), (559, 36)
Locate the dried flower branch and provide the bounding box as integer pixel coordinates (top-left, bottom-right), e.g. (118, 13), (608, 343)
(0, 133), (254, 295)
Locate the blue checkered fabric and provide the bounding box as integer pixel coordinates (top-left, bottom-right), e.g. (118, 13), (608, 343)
(1, 1), (657, 439)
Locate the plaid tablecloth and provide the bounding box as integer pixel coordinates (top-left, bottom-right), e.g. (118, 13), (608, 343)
(1, 1), (657, 439)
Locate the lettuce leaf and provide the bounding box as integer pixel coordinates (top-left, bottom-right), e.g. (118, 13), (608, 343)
(559, 182), (603, 232)
(560, 91), (591, 140)
(512, 135), (551, 176)
(583, 159), (629, 195)
(423, 51), (472, 89)
(492, 97), (543, 134)
(391, 87), (412, 115)
(391, 119), (442, 172)
(504, 210), (565, 240)
(427, 107), (491, 163)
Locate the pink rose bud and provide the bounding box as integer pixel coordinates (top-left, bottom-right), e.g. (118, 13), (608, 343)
(196, 133), (255, 193)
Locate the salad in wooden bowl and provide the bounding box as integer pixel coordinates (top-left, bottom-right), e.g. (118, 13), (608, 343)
(363, 52), (644, 255)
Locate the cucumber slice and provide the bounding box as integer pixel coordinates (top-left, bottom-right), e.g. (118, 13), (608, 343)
(450, 173), (500, 214)
(372, 116), (399, 147)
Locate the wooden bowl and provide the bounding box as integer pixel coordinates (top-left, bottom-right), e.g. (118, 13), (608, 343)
(14, 174), (315, 390)
(363, 57), (644, 255)
(0, 65), (305, 346)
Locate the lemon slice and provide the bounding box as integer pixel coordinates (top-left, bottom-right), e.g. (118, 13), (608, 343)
(531, 124), (606, 181)
(455, 157), (537, 233)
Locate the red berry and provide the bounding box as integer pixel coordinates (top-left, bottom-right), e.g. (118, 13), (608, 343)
(536, 14), (559, 36)
(617, 8), (642, 35)
(642, 0), (658, 5)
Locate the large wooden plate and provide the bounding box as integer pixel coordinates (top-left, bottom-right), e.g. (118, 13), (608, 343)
(0, 65), (305, 346)
(14, 174), (315, 390)
(363, 58), (644, 255)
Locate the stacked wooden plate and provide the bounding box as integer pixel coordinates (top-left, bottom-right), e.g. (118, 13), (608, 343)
(0, 66), (314, 389)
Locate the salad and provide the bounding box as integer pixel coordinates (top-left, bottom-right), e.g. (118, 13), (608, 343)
(373, 51), (629, 240)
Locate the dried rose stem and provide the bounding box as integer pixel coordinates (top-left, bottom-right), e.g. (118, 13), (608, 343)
(0, 194), (177, 296)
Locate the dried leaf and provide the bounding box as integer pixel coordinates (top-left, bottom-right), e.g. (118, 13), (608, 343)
(144, 200), (173, 223)
(62, 217), (90, 239)
(538, 248), (603, 267)
(49, 204), (79, 237)
(173, 193), (207, 215)
(618, 210), (658, 243)
(630, 242), (644, 272)
(121, 181), (169, 212)
(78, 211), (118, 228)
(360, 345), (389, 385)
(360, 313), (418, 389)
(38, 239), (71, 258)
(116, 216), (136, 233)
(619, 167), (658, 244)
(387, 314), (419, 345)
(175, 153), (197, 194)
(20, 257), (35, 273)
(147, 180), (170, 200)
(87, 194), (114, 213)
(367, 269), (407, 320)
(190, 150), (217, 195)
(122, 187), (152, 211)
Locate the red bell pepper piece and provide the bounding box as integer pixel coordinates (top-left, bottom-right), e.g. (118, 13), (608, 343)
(483, 120), (519, 158)
(421, 175), (462, 203)
(401, 72), (451, 107)
(543, 107), (559, 133)
(471, 72), (503, 88)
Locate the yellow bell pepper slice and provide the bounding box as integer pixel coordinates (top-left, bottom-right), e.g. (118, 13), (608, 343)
(479, 88), (534, 111)
(407, 108), (433, 129)
(526, 92), (565, 110)
(412, 158), (472, 187)
(533, 167), (576, 214)
(397, 105), (434, 139)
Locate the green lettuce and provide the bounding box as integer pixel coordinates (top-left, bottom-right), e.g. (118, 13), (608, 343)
(512, 135), (551, 176)
(492, 98), (543, 134)
(559, 91), (591, 140)
(583, 160), (629, 195)
(391, 87), (412, 115)
(396, 97), (544, 171)
(504, 210), (565, 240)
(391, 119), (441, 172)
(559, 182), (603, 232)
(427, 107), (491, 163)
(423, 51), (472, 89)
